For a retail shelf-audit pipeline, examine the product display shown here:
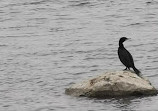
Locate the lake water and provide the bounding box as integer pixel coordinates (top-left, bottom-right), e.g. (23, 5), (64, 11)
(0, 0), (158, 111)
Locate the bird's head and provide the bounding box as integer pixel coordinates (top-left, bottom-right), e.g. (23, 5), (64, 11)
(119, 37), (129, 43)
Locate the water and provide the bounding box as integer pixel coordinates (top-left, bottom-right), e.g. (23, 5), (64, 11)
(0, 0), (158, 111)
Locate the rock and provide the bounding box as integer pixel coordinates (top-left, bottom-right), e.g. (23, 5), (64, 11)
(65, 71), (157, 98)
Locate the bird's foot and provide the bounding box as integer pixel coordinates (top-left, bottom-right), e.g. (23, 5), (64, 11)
(123, 68), (128, 70)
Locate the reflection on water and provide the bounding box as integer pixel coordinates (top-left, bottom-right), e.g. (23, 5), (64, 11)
(0, 0), (158, 111)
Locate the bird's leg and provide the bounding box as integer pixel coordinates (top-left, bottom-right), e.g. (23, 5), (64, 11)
(128, 67), (130, 70)
(123, 67), (128, 70)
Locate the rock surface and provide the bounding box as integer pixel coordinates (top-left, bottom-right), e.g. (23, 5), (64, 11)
(65, 71), (157, 98)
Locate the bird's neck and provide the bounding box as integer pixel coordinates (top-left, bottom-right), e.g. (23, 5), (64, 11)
(119, 42), (124, 48)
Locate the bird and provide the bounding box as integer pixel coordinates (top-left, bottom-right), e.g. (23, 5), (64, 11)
(118, 37), (140, 75)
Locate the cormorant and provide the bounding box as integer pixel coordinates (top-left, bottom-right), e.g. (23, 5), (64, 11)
(118, 37), (140, 75)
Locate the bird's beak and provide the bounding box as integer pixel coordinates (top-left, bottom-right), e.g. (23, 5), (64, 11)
(127, 38), (131, 40)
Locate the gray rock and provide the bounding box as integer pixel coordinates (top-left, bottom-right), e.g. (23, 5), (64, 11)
(65, 71), (157, 98)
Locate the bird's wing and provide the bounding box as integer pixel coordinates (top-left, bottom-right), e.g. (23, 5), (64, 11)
(118, 48), (134, 67)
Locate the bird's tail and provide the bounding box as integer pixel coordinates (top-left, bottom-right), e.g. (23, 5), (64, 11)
(133, 66), (140, 76)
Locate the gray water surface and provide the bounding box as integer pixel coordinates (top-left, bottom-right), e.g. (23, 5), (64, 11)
(0, 0), (158, 111)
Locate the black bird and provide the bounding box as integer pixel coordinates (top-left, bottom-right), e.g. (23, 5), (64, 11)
(118, 37), (140, 75)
